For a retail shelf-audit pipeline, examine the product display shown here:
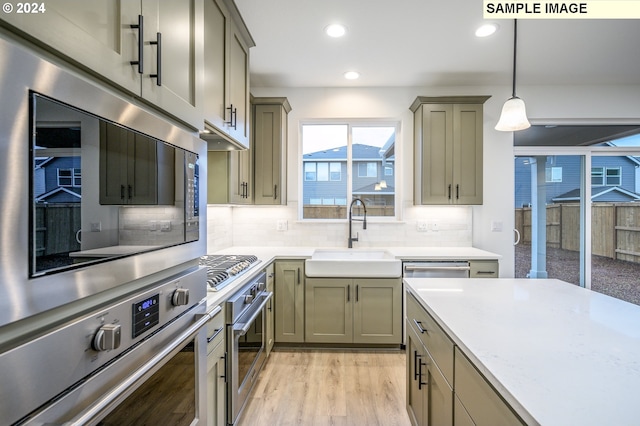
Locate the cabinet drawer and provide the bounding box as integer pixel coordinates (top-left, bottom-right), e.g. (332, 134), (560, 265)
(469, 260), (499, 278)
(454, 347), (525, 426)
(407, 292), (454, 385)
(206, 305), (226, 354)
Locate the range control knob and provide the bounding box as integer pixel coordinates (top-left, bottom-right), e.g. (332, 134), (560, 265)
(92, 323), (121, 352)
(244, 294), (254, 304)
(172, 288), (190, 306)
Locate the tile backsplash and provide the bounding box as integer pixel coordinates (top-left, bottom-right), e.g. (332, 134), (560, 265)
(207, 202), (472, 252)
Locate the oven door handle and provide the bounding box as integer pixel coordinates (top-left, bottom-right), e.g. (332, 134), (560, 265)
(67, 300), (211, 426)
(234, 292), (273, 337)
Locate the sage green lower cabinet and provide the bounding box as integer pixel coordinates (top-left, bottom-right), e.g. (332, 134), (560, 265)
(305, 278), (401, 344)
(206, 304), (226, 426)
(406, 318), (453, 426)
(406, 290), (525, 426)
(265, 263), (275, 356)
(469, 260), (499, 278)
(454, 347), (525, 426)
(274, 260), (305, 343)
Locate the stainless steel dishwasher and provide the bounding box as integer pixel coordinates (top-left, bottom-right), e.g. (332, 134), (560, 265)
(403, 261), (471, 278)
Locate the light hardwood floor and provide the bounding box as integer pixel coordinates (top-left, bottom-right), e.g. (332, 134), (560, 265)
(237, 349), (411, 426)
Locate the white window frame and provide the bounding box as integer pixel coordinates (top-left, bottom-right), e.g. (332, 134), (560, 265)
(299, 119), (401, 222)
(57, 167), (81, 187)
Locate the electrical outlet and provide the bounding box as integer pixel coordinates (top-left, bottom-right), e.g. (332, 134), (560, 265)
(491, 221), (503, 232)
(160, 220), (171, 232)
(430, 221), (439, 232)
(416, 221), (428, 232)
(276, 220), (288, 231)
(149, 220), (158, 231)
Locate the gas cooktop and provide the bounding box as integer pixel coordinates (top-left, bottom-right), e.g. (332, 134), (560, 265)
(199, 254), (260, 291)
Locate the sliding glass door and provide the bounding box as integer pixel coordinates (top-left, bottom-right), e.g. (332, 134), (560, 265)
(514, 154), (586, 286)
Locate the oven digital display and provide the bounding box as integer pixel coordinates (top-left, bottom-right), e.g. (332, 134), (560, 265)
(132, 294), (160, 338)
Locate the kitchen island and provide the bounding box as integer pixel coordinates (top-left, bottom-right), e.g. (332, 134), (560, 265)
(405, 277), (640, 426)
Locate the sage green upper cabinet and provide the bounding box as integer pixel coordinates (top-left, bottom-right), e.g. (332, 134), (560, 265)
(229, 149), (252, 204)
(140, 0), (204, 130)
(253, 97), (292, 205)
(410, 96), (490, 205)
(203, 0), (254, 149)
(0, 0), (204, 130)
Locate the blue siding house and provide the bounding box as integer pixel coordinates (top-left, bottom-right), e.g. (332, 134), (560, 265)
(34, 156), (82, 203)
(303, 143), (394, 207)
(515, 152), (640, 207)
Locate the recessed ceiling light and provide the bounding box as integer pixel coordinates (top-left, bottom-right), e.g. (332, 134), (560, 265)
(475, 23), (498, 37)
(325, 24), (347, 38)
(344, 71), (360, 80)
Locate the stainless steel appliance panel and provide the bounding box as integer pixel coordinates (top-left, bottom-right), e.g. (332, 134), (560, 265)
(1, 267), (207, 425)
(403, 261), (471, 278)
(0, 35), (207, 331)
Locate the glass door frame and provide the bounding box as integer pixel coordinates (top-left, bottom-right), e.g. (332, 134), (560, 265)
(515, 144), (640, 289)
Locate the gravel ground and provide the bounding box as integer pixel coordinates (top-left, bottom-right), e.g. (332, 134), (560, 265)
(515, 243), (640, 305)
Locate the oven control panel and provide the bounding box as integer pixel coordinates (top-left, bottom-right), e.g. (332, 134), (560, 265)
(132, 293), (160, 338)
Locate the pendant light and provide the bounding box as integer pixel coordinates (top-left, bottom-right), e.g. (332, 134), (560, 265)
(495, 19), (530, 131)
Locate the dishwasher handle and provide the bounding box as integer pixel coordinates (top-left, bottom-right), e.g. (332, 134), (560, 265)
(404, 265), (471, 272)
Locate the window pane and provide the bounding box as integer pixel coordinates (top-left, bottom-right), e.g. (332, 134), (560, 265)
(329, 162), (341, 181)
(302, 125), (348, 219)
(515, 155), (584, 286)
(304, 163), (316, 181)
(317, 163), (329, 181)
(592, 155), (640, 306)
(591, 167), (604, 185)
(352, 126), (395, 217)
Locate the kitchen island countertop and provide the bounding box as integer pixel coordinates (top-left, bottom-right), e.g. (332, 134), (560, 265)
(405, 277), (640, 426)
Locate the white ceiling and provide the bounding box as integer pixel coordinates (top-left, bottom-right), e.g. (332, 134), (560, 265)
(235, 0), (640, 88)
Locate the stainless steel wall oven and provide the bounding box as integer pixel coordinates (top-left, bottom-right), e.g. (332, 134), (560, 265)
(226, 271), (272, 424)
(0, 33), (207, 423)
(3, 267), (210, 425)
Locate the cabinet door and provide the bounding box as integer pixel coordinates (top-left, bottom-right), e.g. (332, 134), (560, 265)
(265, 263), (275, 356)
(203, 0), (228, 132)
(417, 104), (454, 205)
(253, 103), (286, 205)
(426, 357), (453, 426)
(228, 149), (252, 204)
(203, 0), (251, 148)
(353, 278), (401, 344)
(127, 132), (159, 205)
(454, 347), (525, 426)
(100, 121), (131, 204)
(407, 324), (427, 426)
(452, 104), (483, 205)
(226, 21), (251, 147)
(275, 261), (304, 343)
(141, 0), (203, 130)
(206, 339), (226, 426)
(0, 0), (141, 94)
(305, 278), (352, 344)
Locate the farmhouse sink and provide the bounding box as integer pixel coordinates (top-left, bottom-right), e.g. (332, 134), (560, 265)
(305, 249), (402, 278)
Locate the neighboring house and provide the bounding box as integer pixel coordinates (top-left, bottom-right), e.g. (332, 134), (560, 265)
(34, 156), (82, 203)
(303, 143), (395, 206)
(515, 146), (640, 207)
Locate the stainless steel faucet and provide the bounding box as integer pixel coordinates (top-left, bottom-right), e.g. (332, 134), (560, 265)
(348, 198), (367, 248)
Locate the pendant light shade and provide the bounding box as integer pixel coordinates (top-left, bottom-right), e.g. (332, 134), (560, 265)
(495, 19), (530, 132)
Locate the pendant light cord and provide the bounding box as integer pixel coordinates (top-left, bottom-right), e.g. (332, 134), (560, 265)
(512, 19), (518, 98)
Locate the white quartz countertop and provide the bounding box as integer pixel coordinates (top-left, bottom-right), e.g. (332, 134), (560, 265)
(204, 246), (500, 310)
(405, 277), (640, 426)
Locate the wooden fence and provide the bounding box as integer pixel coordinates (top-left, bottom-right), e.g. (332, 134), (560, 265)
(35, 204), (81, 256)
(515, 202), (640, 264)
(303, 205), (394, 219)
